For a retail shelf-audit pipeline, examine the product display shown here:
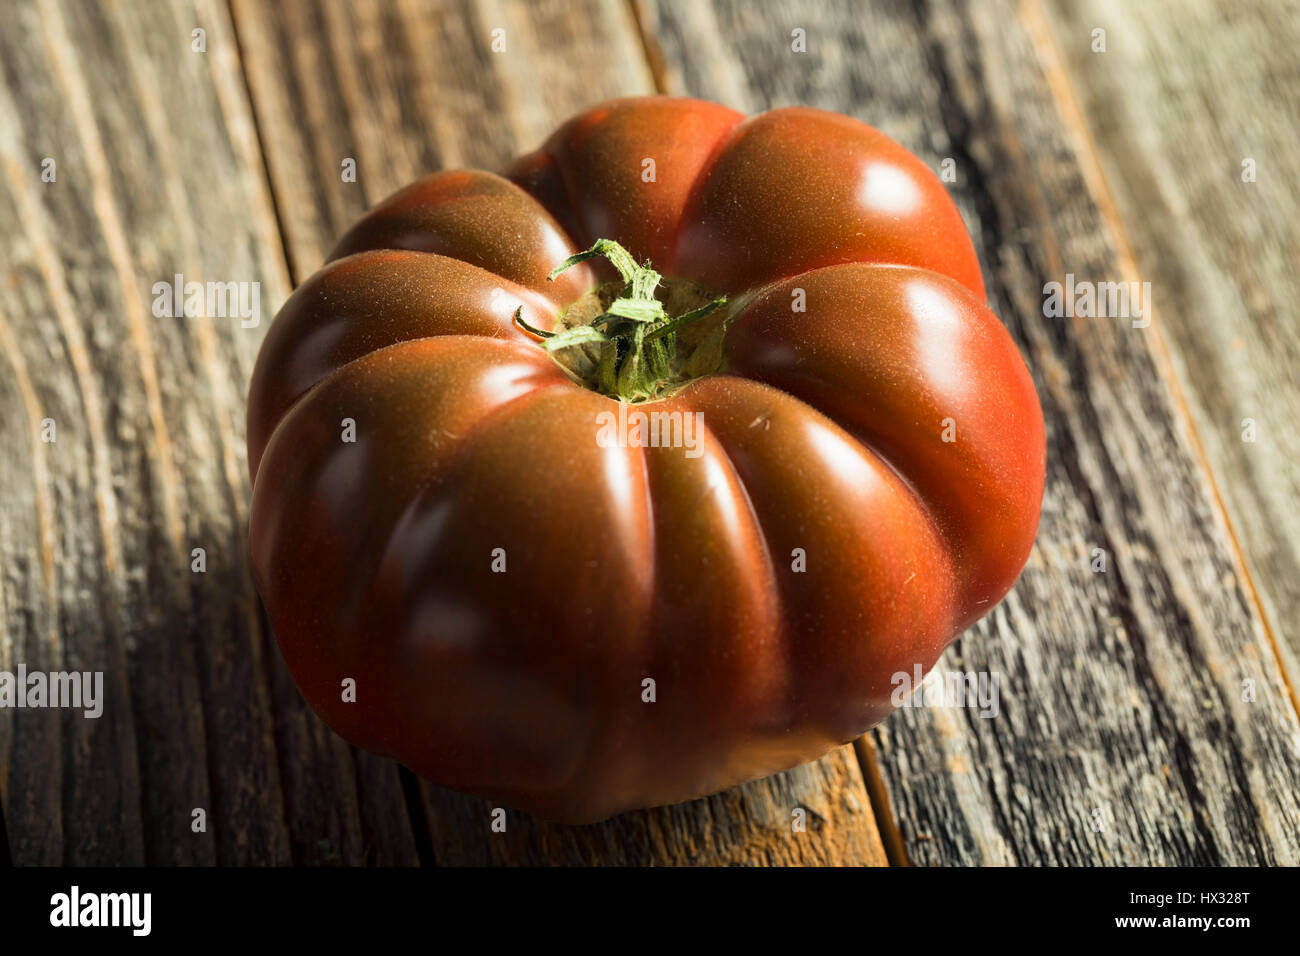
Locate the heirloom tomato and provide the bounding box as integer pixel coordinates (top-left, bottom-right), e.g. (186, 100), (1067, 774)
(248, 96), (1045, 822)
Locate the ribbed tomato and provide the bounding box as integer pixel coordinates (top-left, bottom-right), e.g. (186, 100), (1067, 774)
(247, 96), (1045, 823)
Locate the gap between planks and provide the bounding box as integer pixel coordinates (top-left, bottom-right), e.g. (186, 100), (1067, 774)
(221, 0), (435, 865)
(226, 0), (303, 288)
(627, 0), (671, 94)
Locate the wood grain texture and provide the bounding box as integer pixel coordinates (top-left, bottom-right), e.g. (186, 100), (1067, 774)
(4, 0), (1295, 868)
(1039, 0), (1300, 690)
(0, 0), (416, 865)
(638, 0), (1300, 864)
(231, 0), (656, 276)
(231, 0), (889, 866)
(419, 746), (880, 866)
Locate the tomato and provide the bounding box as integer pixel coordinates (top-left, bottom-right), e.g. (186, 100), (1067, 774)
(247, 96), (1045, 823)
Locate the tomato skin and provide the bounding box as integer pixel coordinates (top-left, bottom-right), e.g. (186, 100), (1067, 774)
(328, 170), (595, 302)
(506, 97), (744, 270)
(676, 107), (988, 298)
(723, 263), (1044, 631)
(248, 96), (1045, 822)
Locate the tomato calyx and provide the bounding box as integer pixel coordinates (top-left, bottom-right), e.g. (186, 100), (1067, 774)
(513, 239), (728, 403)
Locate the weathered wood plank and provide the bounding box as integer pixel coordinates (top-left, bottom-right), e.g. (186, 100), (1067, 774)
(640, 0), (1300, 864)
(231, 0), (656, 276)
(0, 0), (416, 864)
(420, 747), (881, 866)
(1038, 0), (1300, 694)
(231, 0), (889, 865)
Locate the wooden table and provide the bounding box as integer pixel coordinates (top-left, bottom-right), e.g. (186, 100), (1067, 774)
(1, 0), (1297, 866)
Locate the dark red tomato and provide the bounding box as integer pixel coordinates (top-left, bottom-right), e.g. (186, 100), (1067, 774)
(247, 96), (1045, 823)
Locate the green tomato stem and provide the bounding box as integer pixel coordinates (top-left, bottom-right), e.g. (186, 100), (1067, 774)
(514, 238), (728, 404)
